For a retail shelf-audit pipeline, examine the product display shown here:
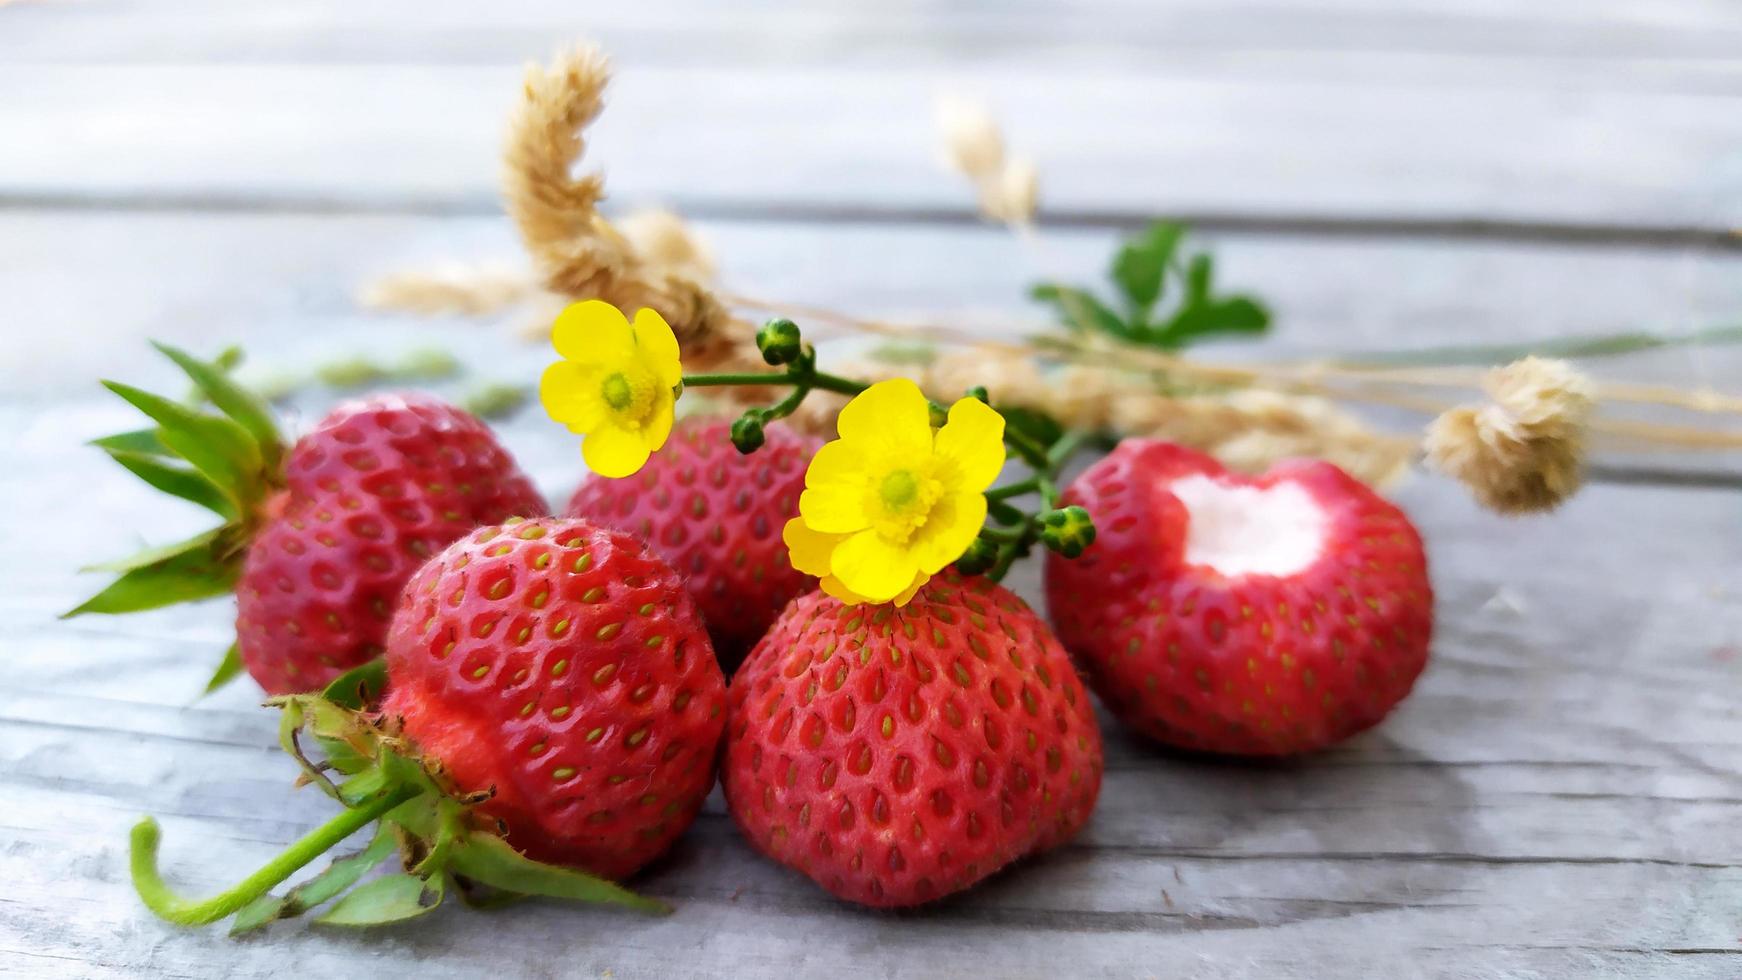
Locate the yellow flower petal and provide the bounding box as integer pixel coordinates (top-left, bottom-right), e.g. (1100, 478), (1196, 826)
(889, 569), (927, 606)
(933, 396), (1007, 492)
(551, 300), (635, 367)
(817, 568), (926, 607)
(836, 378), (932, 461)
(817, 574), (867, 605)
(631, 307), (683, 388)
(782, 518), (845, 577)
(582, 422), (653, 479)
(798, 440), (872, 533)
(642, 391), (676, 456)
(830, 529), (922, 604)
(539, 361), (606, 433)
(909, 490), (988, 574)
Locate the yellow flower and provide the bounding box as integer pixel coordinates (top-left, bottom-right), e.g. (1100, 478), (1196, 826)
(539, 300), (682, 478)
(783, 379), (1005, 606)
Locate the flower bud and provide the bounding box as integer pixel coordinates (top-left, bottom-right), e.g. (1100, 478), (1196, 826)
(953, 536), (999, 576)
(1038, 505), (1096, 559)
(730, 414), (767, 454)
(756, 318), (804, 366)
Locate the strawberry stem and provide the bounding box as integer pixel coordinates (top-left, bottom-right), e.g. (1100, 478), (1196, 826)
(130, 785), (421, 927)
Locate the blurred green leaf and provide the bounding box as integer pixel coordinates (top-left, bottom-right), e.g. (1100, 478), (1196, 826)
(315, 873), (444, 927)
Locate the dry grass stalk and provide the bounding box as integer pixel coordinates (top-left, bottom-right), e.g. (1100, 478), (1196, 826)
(936, 95), (1039, 225)
(797, 345), (1414, 487)
(502, 45), (756, 373)
(1423, 357), (1594, 514)
(360, 262), (535, 316)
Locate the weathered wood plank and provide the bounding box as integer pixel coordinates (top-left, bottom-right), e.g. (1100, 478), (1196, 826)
(3, 209), (1735, 484)
(2, 58), (1741, 230)
(3, 416), (1739, 976)
(2, 208), (1739, 385)
(6, 0), (1742, 72)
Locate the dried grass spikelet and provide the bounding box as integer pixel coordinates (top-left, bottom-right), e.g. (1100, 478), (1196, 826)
(1106, 384), (1416, 488)
(1424, 356), (1595, 514)
(503, 45), (754, 372)
(935, 95), (1039, 225)
(614, 208), (716, 284)
(360, 262), (535, 316)
(804, 345), (1413, 487)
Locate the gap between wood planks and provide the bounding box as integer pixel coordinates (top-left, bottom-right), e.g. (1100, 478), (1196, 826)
(4, 190), (1741, 254)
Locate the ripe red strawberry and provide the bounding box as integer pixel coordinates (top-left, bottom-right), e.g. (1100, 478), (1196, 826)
(723, 575), (1103, 908)
(69, 344), (545, 695)
(566, 415), (819, 668)
(236, 395), (544, 693)
(383, 517), (727, 877)
(1045, 440), (1432, 756)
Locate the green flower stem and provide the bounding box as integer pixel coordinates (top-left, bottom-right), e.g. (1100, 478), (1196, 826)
(984, 478), (1041, 503)
(131, 785), (421, 926)
(1044, 430), (1091, 473)
(761, 384), (812, 422)
(1332, 323), (1742, 367)
(1002, 428), (1051, 470)
(986, 538), (1026, 583)
(1036, 475), (1060, 509)
(682, 370), (867, 398)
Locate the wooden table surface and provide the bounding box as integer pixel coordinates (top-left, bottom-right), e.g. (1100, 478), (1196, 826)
(3, 3), (1740, 977)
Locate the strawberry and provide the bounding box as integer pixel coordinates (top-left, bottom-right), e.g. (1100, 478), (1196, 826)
(235, 395), (543, 694)
(382, 517), (727, 877)
(722, 575), (1104, 908)
(129, 516), (721, 931)
(1044, 440), (1432, 756)
(566, 415), (819, 668)
(68, 344), (545, 695)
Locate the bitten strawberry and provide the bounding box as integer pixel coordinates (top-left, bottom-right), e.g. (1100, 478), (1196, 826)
(1045, 441), (1432, 756)
(68, 344), (545, 695)
(723, 575), (1103, 908)
(384, 517), (728, 877)
(566, 415), (819, 668)
(129, 517), (723, 931)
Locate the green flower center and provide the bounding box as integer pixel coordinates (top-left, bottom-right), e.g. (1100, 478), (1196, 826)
(879, 469), (919, 509)
(868, 464), (944, 544)
(600, 372), (635, 410)
(596, 365), (661, 428)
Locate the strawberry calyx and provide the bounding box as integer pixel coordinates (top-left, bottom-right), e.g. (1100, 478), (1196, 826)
(129, 660), (671, 933)
(63, 342), (290, 691)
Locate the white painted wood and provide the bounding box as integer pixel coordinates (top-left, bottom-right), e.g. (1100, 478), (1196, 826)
(3, 410), (1740, 975)
(3, 1), (1740, 975)
(2, 58), (1741, 229)
(3, 209), (1735, 481)
(6, 0), (1742, 72)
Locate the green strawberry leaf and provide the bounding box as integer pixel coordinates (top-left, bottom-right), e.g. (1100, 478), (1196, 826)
(1185, 253), (1213, 303)
(1159, 295), (1271, 347)
(230, 827), (399, 934)
(999, 406), (1066, 451)
(1111, 222), (1184, 315)
(91, 428), (173, 456)
(446, 833), (671, 915)
(152, 341), (284, 472)
(101, 381), (264, 511)
(63, 540), (238, 617)
(322, 658), (388, 709)
(282, 829), (400, 916)
(104, 449), (237, 520)
(80, 527), (227, 575)
(202, 641), (245, 696)
(229, 891), (287, 936)
(1029, 284), (1132, 338)
(314, 872), (444, 927)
